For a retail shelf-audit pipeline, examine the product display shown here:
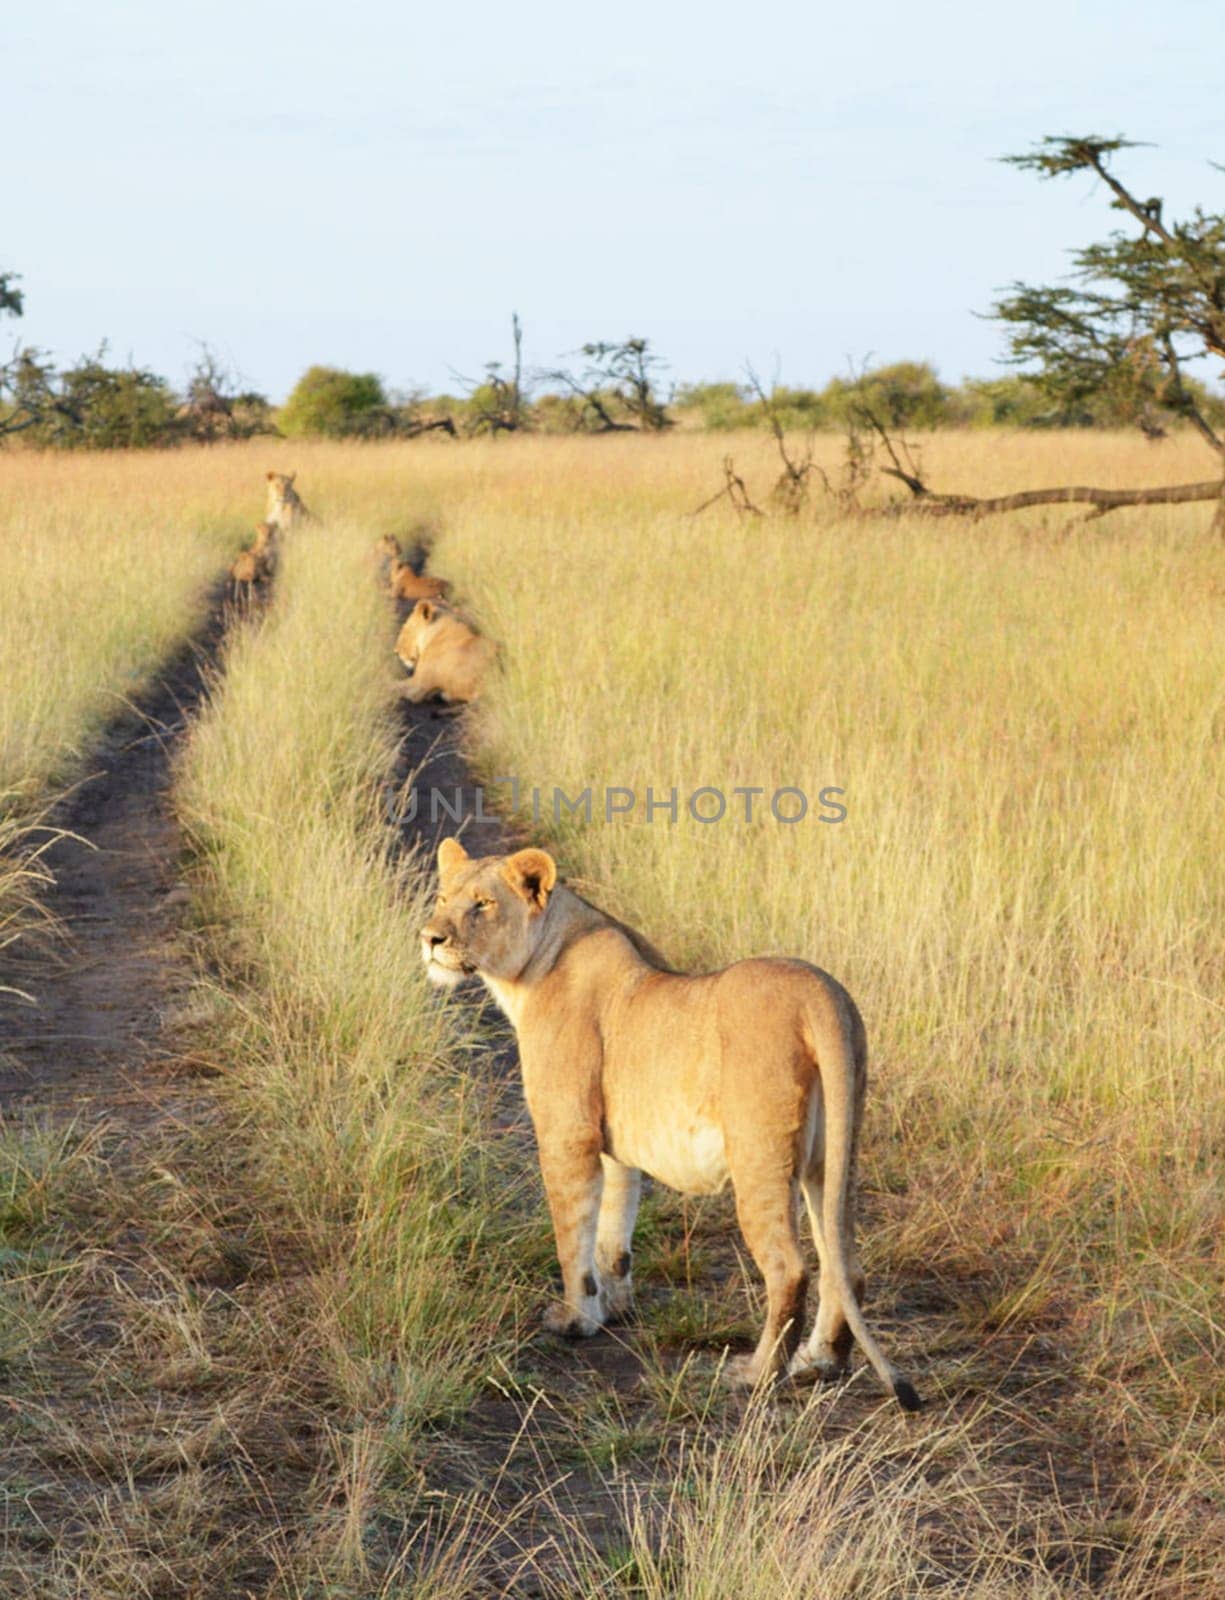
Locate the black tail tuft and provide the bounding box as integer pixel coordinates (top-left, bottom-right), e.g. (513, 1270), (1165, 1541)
(893, 1378), (923, 1413)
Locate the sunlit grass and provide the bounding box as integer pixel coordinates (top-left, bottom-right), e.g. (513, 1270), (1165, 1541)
(0, 448), (253, 957)
(412, 425), (1223, 1590)
(4, 430), (1222, 1593)
(174, 512), (530, 1443)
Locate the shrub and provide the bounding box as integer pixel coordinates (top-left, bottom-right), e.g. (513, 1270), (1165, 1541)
(278, 365), (393, 438)
(822, 361), (952, 429)
(23, 353), (178, 449)
(674, 381), (755, 430)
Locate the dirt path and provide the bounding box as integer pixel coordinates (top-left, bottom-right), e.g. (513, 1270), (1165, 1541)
(0, 595), (321, 1598)
(0, 607), (226, 1113)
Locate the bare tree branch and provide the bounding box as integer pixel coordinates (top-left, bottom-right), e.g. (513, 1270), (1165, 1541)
(688, 456), (763, 518)
(881, 461), (1224, 519)
(1155, 332), (1224, 455)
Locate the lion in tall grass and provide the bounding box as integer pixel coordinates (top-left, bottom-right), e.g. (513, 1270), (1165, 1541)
(389, 560), (450, 602)
(394, 599), (496, 705)
(421, 839), (922, 1410)
(264, 471), (311, 529)
(229, 521), (278, 588)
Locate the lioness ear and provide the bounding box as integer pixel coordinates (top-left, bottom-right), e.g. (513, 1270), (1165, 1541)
(417, 600), (434, 623)
(437, 837), (468, 878)
(502, 848), (556, 910)
(265, 470), (276, 480)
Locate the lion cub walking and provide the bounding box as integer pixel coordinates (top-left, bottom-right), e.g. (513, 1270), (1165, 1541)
(421, 839), (921, 1410)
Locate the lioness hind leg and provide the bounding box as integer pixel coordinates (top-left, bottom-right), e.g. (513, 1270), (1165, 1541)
(595, 1157), (641, 1320)
(538, 1143), (606, 1339)
(793, 1172), (865, 1382)
(724, 1173), (808, 1389)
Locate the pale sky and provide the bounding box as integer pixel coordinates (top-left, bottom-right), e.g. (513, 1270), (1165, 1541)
(6, 1), (1224, 400)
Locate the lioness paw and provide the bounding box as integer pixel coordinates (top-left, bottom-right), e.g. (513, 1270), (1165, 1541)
(543, 1302), (601, 1340)
(721, 1353), (768, 1390)
(788, 1343), (850, 1385)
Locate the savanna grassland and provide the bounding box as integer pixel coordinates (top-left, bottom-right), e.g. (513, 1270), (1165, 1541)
(0, 431), (1221, 1596)
(0, 452), (250, 963)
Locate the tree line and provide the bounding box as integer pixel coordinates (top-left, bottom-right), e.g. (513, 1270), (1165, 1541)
(3, 133), (1223, 453)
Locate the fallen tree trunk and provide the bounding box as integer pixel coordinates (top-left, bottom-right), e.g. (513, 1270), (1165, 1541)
(404, 416), (458, 438)
(881, 466), (1225, 520)
(860, 407), (1225, 530)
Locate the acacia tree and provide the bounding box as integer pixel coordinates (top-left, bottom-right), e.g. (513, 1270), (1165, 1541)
(0, 270), (22, 319)
(1, 272), (71, 442)
(881, 136), (1225, 530)
(461, 312), (530, 435)
(1, 269), (38, 437)
(541, 337), (674, 432)
(996, 137), (1225, 446)
(179, 344), (274, 441)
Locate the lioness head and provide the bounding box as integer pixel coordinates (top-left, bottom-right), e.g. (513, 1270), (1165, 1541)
(421, 838), (557, 987)
(266, 470), (296, 491)
(394, 598), (443, 674)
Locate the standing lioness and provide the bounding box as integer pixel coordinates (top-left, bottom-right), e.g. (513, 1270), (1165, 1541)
(422, 839), (921, 1410)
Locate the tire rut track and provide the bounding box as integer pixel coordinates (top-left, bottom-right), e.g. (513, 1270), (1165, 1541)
(0, 586), (323, 1599)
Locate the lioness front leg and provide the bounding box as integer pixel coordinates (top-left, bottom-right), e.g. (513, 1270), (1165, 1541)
(538, 1141), (606, 1338)
(595, 1156), (642, 1321)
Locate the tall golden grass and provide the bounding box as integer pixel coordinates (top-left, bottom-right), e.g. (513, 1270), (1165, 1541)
(419, 426), (1223, 1589)
(0, 449), (252, 958)
(3, 432), (1221, 1592)
(0, 449), (258, 803)
(174, 510), (530, 1441)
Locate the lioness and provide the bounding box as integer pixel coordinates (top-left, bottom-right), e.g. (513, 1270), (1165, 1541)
(421, 839), (922, 1410)
(264, 470), (311, 529)
(389, 560), (450, 602)
(394, 599), (496, 705)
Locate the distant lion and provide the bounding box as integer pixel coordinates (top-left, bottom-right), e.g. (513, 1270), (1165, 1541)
(230, 520), (278, 589)
(394, 599), (496, 705)
(389, 560), (450, 602)
(229, 548), (261, 587)
(264, 471), (312, 529)
(421, 840), (922, 1408)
